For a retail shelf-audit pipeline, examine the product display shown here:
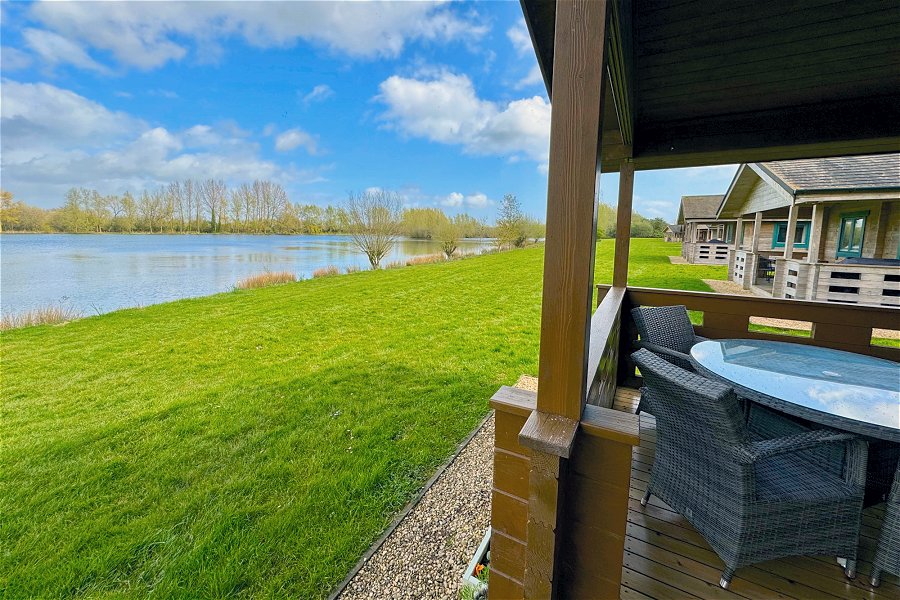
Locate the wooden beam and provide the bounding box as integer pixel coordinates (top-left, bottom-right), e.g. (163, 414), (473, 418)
(784, 200), (799, 259)
(536, 0), (609, 419)
(613, 160), (635, 287)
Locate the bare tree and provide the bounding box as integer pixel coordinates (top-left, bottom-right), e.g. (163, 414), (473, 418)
(345, 189), (403, 268)
(435, 219), (461, 258)
(200, 179), (227, 232)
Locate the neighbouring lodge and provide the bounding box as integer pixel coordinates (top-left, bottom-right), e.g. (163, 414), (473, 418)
(677, 194), (732, 264)
(678, 155), (900, 306)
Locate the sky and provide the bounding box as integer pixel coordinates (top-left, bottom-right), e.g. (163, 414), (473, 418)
(0, 0), (738, 222)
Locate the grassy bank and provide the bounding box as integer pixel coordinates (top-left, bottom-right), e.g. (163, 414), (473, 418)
(1, 240), (714, 598)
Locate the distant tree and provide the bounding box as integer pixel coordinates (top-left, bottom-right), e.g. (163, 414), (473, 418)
(497, 194), (526, 249)
(0, 190), (19, 232)
(200, 179), (227, 232)
(120, 192), (137, 233)
(345, 189), (403, 268)
(88, 190), (109, 232)
(402, 207), (449, 239)
(435, 219), (461, 258)
(522, 215), (546, 244)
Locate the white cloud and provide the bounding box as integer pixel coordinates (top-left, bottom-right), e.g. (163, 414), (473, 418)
(0, 79), (305, 204)
(22, 27), (110, 73)
(637, 199), (677, 219)
(377, 71), (550, 165)
(0, 46), (33, 71)
(507, 22), (532, 56)
(515, 64), (543, 90)
(274, 128), (318, 154)
(114, 91), (134, 99)
(440, 191), (492, 208)
(301, 84), (334, 105)
(25, 1), (488, 71)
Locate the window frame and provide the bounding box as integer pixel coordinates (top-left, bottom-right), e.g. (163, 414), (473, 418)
(771, 220), (811, 250)
(836, 211), (868, 258)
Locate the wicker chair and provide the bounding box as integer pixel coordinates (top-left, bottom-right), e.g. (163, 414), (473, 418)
(632, 349), (868, 589)
(871, 460), (900, 587)
(630, 305), (705, 414)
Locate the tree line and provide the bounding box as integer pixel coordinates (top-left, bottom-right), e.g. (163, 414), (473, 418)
(0, 183), (498, 238)
(0, 185), (667, 239)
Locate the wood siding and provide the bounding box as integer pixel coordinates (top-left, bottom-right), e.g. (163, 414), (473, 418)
(884, 202), (900, 259)
(821, 200), (895, 260)
(742, 179), (788, 214)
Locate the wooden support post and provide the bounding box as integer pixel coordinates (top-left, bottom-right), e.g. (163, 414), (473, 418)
(518, 1), (610, 599)
(536, 0), (609, 420)
(751, 211), (763, 252)
(784, 200), (799, 259)
(807, 204), (824, 264)
(612, 160), (635, 288)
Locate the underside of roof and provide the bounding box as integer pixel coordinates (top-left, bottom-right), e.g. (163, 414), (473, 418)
(521, 0), (900, 173)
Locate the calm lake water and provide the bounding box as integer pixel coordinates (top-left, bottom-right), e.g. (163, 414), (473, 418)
(0, 234), (493, 317)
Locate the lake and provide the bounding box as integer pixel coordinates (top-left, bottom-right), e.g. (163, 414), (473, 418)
(0, 234), (493, 317)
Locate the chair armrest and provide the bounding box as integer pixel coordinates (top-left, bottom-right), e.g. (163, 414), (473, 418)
(742, 429), (857, 463)
(634, 341), (693, 365)
(694, 335), (708, 342)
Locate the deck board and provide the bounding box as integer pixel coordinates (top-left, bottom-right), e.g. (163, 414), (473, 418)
(614, 386), (898, 600)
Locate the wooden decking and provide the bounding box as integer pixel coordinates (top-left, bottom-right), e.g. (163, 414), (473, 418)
(613, 387), (899, 600)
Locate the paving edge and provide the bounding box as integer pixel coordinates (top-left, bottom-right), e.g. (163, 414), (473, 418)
(327, 410), (494, 600)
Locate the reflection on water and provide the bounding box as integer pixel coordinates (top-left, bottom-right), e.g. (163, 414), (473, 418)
(0, 234), (493, 317)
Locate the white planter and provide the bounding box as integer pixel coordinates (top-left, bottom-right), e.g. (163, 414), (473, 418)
(461, 527), (491, 590)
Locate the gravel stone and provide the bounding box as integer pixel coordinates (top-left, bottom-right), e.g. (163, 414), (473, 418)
(337, 415), (495, 600)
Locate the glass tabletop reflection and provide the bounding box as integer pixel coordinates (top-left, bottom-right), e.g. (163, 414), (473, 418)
(690, 339), (900, 434)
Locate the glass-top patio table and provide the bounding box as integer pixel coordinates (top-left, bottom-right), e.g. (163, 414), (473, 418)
(690, 339), (900, 443)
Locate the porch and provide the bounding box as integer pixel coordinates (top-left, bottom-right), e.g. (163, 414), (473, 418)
(490, 287), (899, 598)
(496, 0), (899, 597)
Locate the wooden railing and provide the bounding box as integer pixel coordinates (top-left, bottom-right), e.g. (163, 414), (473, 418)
(598, 285), (900, 386)
(585, 287), (624, 408)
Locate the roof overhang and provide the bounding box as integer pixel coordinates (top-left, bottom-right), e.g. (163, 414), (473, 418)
(522, 0), (900, 173)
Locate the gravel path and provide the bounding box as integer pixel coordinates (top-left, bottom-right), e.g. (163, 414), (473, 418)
(336, 416), (496, 600)
(337, 376), (538, 600)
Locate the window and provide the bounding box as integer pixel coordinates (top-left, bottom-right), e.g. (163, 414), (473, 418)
(725, 223), (735, 244)
(837, 212), (867, 258)
(772, 221), (810, 249)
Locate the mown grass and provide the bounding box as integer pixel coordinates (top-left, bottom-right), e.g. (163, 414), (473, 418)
(1, 240), (713, 598)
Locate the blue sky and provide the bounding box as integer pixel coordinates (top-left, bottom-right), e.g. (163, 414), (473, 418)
(1, 0), (737, 222)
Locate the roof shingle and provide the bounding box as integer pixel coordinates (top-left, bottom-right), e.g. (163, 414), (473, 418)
(679, 195), (724, 220)
(760, 154), (900, 192)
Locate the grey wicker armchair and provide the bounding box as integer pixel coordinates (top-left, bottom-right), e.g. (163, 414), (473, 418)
(871, 460), (899, 587)
(632, 349), (868, 589)
(631, 304), (705, 414)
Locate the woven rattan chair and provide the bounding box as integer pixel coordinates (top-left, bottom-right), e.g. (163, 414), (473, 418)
(631, 305), (705, 414)
(871, 460), (900, 587)
(632, 349), (868, 589)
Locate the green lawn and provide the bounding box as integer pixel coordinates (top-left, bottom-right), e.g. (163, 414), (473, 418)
(1, 239), (715, 598)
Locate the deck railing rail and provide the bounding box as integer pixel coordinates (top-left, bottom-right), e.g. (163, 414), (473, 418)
(598, 285), (900, 388)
